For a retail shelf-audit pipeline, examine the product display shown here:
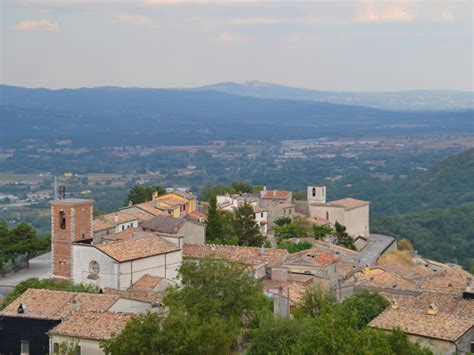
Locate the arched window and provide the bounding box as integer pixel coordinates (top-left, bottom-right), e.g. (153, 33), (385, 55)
(59, 210), (66, 229)
(326, 211), (329, 220)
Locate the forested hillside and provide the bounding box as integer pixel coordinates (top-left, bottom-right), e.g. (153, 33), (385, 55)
(372, 149), (474, 269)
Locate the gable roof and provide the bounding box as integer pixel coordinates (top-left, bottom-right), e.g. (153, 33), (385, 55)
(183, 244), (289, 268)
(93, 212), (137, 232)
(95, 236), (180, 262)
(141, 215), (185, 234)
(49, 311), (133, 341)
(369, 307), (473, 342)
(129, 274), (163, 291)
(0, 289), (118, 320)
(262, 190), (291, 199)
(287, 248), (338, 267)
(326, 197), (369, 209)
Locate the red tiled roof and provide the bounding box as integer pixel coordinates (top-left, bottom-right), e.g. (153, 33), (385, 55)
(0, 289), (118, 320)
(96, 236), (180, 262)
(287, 248), (338, 267)
(49, 311), (133, 340)
(262, 190), (291, 199)
(183, 244), (288, 268)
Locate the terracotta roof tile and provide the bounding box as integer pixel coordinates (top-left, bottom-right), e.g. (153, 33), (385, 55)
(0, 289), (118, 320)
(287, 248), (338, 267)
(327, 197), (369, 209)
(93, 212), (137, 232)
(134, 203), (169, 217)
(369, 307), (473, 342)
(49, 311), (133, 340)
(103, 288), (164, 305)
(129, 274), (162, 291)
(183, 244), (288, 268)
(306, 216), (331, 226)
(262, 190), (291, 199)
(96, 236), (180, 262)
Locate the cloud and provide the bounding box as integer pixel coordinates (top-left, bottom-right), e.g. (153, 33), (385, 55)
(357, 0), (416, 23)
(114, 14), (157, 28)
(213, 32), (236, 43)
(228, 17), (288, 25)
(10, 19), (59, 32)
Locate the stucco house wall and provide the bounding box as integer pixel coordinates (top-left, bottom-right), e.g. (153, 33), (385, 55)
(73, 245), (119, 289)
(343, 205), (369, 237)
(179, 221), (206, 245)
(49, 335), (104, 355)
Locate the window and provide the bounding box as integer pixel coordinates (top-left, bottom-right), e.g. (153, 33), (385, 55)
(326, 211), (329, 220)
(183, 204), (186, 211)
(20, 341), (29, 354)
(89, 260), (100, 274)
(471, 343), (474, 353)
(53, 343), (59, 353)
(82, 233), (85, 239)
(122, 225), (125, 231)
(261, 213), (264, 218)
(312, 187), (316, 197)
(59, 210), (66, 229)
(75, 345), (81, 355)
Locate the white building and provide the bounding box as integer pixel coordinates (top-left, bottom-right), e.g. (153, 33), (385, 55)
(72, 236), (182, 290)
(216, 194), (268, 236)
(307, 186), (369, 238)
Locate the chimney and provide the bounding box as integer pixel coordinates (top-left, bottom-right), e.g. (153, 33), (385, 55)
(427, 303), (438, 316)
(128, 200), (132, 207)
(114, 213), (119, 224)
(71, 299), (78, 312)
(463, 277), (474, 300)
(260, 244), (266, 255)
(273, 190), (277, 196)
(152, 191), (158, 200)
(391, 301), (399, 310)
(17, 303), (26, 314)
(263, 186), (266, 191)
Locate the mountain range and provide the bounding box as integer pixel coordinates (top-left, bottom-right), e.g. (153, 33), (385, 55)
(196, 81), (474, 111)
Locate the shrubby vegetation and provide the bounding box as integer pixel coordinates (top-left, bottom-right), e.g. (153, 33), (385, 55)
(124, 184), (165, 206)
(0, 222), (50, 276)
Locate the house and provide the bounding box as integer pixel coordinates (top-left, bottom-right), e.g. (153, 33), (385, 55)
(73, 236), (182, 290)
(282, 248), (339, 291)
(309, 196), (369, 238)
(294, 186), (370, 238)
(369, 305), (473, 355)
(48, 311), (132, 355)
(141, 215), (206, 245)
(151, 191), (197, 218)
(216, 195), (268, 236)
(0, 288), (151, 355)
(50, 198), (183, 290)
(182, 244), (289, 279)
(258, 189), (295, 227)
(92, 212), (139, 242)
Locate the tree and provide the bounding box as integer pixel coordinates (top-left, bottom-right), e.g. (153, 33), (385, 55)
(335, 222), (356, 250)
(398, 238), (414, 251)
(248, 315), (301, 355)
(102, 259), (264, 354)
(123, 184), (165, 206)
(274, 216), (292, 226)
(312, 224), (334, 240)
(12, 223), (50, 268)
(232, 203), (263, 246)
(205, 195), (224, 243)
(300, 285), (335, 317)
(231, 180), (253, 194)
(337, 290), (390, 329)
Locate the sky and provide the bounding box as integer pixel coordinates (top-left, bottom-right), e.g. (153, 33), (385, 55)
(1, 0), (473, 91)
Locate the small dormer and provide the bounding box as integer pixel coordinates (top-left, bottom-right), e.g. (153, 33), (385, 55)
(427, 303), (438, 315)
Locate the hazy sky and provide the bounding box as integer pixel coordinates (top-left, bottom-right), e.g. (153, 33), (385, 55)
(1, 0), (473, 91)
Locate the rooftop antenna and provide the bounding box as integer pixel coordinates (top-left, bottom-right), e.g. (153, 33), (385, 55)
(54, 176), (58, 200)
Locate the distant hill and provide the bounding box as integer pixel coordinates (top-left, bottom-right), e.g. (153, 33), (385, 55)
(1, 84), (473, 148)
(197, 81), (474, 111)
(372, 148), (474, 269)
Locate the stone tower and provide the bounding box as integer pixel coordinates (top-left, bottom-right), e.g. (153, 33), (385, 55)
(49, 198), (93, 280)
(307, 186), (326, 204)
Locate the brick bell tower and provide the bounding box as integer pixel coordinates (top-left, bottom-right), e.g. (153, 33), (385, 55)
(49, 198), (93, 280)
